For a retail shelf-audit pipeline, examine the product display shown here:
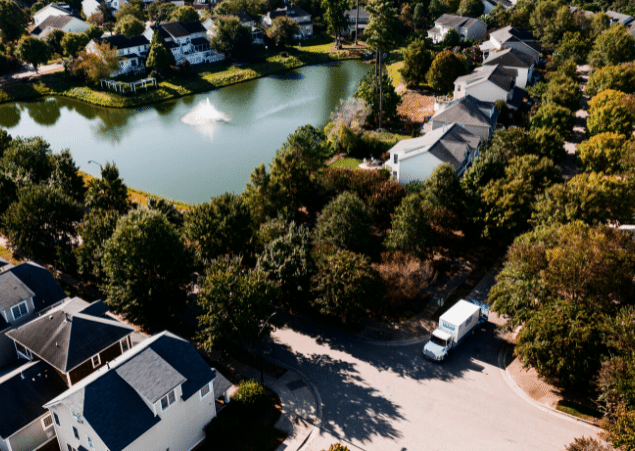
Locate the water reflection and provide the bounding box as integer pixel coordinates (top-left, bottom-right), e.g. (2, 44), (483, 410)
(25, 99), (61, 126)
(0, 104), (21, 128)
(270, 71), (304, 80)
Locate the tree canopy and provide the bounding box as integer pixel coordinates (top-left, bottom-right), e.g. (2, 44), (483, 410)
(114, 15), (146, 37)
(577, 132), (632, 174)
(76, 42), (121, 83)
(85, 162), (130, 213)
(426, 50), (469, 93)
(210, 16), (253, 60)
(399, 39), (433, 86)
(266, 16), (299, 46)
(384, 193), (432, 258)
(15, 36), (50, 72)
(587, 89), (635, 136)
(170, 5), (199, 22)
(588, 24), (635, 68)
(0, 0), (28, 43)
(146, 29), (175, 72)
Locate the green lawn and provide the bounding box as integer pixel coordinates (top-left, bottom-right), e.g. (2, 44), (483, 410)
(556, 400), (603, 422)
(329, 157), (362, 169)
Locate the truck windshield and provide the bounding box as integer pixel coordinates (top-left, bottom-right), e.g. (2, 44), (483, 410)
(430, 335), (447, 347)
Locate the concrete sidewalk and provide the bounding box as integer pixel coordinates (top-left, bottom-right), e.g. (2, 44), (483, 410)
(228, 360), (322, 451)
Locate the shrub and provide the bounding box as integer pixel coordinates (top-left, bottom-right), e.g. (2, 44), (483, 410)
(234, 379), (267, 407)
(564, 436), (613, 451)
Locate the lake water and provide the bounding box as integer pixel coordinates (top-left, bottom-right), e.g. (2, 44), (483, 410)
(0, 60), (369, 204)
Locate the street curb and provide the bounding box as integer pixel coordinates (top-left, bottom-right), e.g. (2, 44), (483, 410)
(497, 343), (601, 430)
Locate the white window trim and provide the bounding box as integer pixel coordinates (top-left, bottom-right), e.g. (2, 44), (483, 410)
(91, 354), (101, 368)
(15, 342), (32, 360)
(53, 411), (61, 426)
(120, 336), (130, 353)
(160, 390), (176, 411)
(41, 414), (54, 430)
(87, 435), (95, 450)
(200, 382), (210, 399)
(11, 300), (29, 320)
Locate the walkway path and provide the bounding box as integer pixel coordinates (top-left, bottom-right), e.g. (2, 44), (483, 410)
(0, 62), (64, 85)
(562, 64), (591, 179)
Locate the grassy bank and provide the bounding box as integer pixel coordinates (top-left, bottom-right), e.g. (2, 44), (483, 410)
(0, 40), (363, 109)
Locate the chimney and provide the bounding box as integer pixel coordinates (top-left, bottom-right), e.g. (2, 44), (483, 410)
(64, 313), (70, 322)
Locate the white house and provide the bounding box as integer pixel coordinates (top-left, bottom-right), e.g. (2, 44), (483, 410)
(606, 10), (634, 25)
(87, 35), (151, 77)
(33, 3), (72, 26)
(260, 5), (313, 39)
(44, 331), (228, 451)
(384, 123), (481, 184)
(482, 47), (534, 88)
(480, 26), (541, 62)
(427, 14), (487, 44)
(454, 64), (517, 103)
(31, 15), (91, 38)
(143, 21), (224, 66)
(81, 0), (101, 18)
(429, 95), (498, 139)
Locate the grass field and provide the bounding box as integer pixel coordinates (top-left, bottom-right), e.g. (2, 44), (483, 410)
(329, 157), (362, 169)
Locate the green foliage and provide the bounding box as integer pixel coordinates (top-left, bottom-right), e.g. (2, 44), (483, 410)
(552, 31), (591, 66)
(542, 73), (581, 111)
(399, 39), (433, 86)
(0, 173), (17, 219)
(354, 70), (401, 125)
(565, 436), (613, 451)
(577, 132), (631, 174)
(61, 32), (89, 57)
(324, 444), (351, 451)
(76, 41), (121, 83)
(243, 164), (284, 226)
(197, 256), (277, 351)
(3, 185), (82, 258)
(314, 191), (373, 254)
(234, 379), (267, 406)
(312, 245), (381, 322)
(321, 0), (348, 42)
(76, 208), (120, 279)
(0, 0), (28, 43)
(114, 15), (145, 37)
(365, 0), (399, 53)
(266, 16), (299, 46)
(0, 136), (54, 187)
(86, 162), (130, 213)
(587, 89), (635, 136)
(49, 149), (85, 203)
(278, 124), (330, 172)
(148, 2), (176, 23)
(602, 402), (635, 451)
(530, 1), (578, 50)
(530, 103), (575, 135)
(45, 29), (66, 55)
(457, 0), (484, 17)
(426, 50), (469, 93)
(529, 127), (566, 163)
(441, 28), (461, 47)
(83, 25), (103, 41)
(420, 162), (465, 227)
(384, 193), (432, 258)
(255, 215), (291, 250)
(170, 5), (199, 22)
(101, 208), (191, 325)
(588, 24), (635, 68)
(146, 29), (175, 72)
(116, 1), (146, 21)
(586, 64), (635, 96)
(15, 36), (51, 72)
(210, 16), (253, 60)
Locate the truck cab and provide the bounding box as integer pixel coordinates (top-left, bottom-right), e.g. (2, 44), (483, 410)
(423, 329), (453, 361)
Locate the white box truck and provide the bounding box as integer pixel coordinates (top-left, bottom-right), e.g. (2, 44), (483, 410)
(422, 299), (489, 361)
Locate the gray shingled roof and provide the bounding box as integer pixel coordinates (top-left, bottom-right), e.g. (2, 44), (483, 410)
(606, 10), (633, 24)
(435, 14), (470, 28)
(31, 15), (74, 36)
(432, 95), (495, 128)
(7, 298), (133, 373)
(0, 272), (35, 312)
(7, 262), (67, 314)
(46, 331), (216, 451)
(159, 21), (206, 39)
(489, 25), (535, 43)
(483, 47), (534, 68)
(98, 34), (149, 50)
(345, 6), (370, 19)
(0, 360), (68, 439)
(455, 64), (517, 91)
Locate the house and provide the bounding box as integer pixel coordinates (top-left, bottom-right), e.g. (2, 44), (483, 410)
(480, 26), (541, 62)
(31, 15), (91, 38)
(260, 5), (313, 39)
(204, 13), (264, 44)
(427, 14), (487, 44)
(606, 10), (634, 25)
(81, 0), (101, 18)
(193, 0), (219, 14)
(143, 21), (224, 66)
(453, 63), (526, 109)
(429, 95), (498, 139)
(482, 47), (534, 88)
(44, 331), (230, 451)
(33, 3), (73, 26)
(87, 34), (150, 77)
(384, 123), (481, 184)
(344, 6), (370, 36)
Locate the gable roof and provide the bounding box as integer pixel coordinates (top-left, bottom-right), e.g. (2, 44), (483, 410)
(482, 47), (535, 68)
(0, 272), (35, 312)
(235, 12), (254, 23)
(7, 298), (134, 373)
(32, 15), (73, 35)
(345, 6), (370, 19)
(432, 95), (495, 128)
(606, 10), (633, 24)
(34, 2), (71, 19)
(267, 5), (311, 20)
(2, 262), (67, 315)
(435, 14), (478, 28)
(489, 25), (535, 43)
(0, 360), (68, 439)
(97, 34), (150, 50)
(454, 64), (517, 91)
(45, 331), (217, 451)
(156, 20), (207, 39)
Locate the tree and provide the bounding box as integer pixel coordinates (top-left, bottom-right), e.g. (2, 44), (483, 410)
(84, 25), (105, 41)
(0, 173), (16, 219)
(197, 256), (277, 352)
(61, 32), (89, 57)
(170, 5), (199, 22)
(587, 89), (635, 136)
(0, 127), (11, 157)
(602, 402), (635, 451)
(3, 185), (82, 258)
(586, 63), (635, 96)
(256, 221), (313, 301)
(326, 97), (370, 153)
(76, 42), (121, 83)
(565, 437), (614, 451)
(354, 70), (401, 126)
(312, 246), (381, 323)
(146, 196), (183, 228)
(529, 127), (566, 162)
(116, 1), (146, 21)
(426, 50), (469, 93)
(0, 136), (54, 187)
(456, 0), (483, 16)
(0, 0), (28, 43)
(45, 29), (66, 55)
(266, 16), (299, 46)
(530, 1), (578, 50)
(98, 1), (115, 23)
(577, 132), (631, 174)
(49, 149), (85, 203)
(75, 208), (120, 279)
(148, 1), (176, 23)
(146, 29), (175, 72)
(114, 15), (145, 37)
(87, 12), (106, 26)
(183, 193), (252, 265)
(321, 0), (348, 46)
(101, 208), (191, 325)
(242, 163), (284, 226)
(552, 31), (591, 66)
(277, 124), (330, 172)
(530, 103), (575, 136)
(85, 162), (130, 213)
(588, 24), (635, 68)
(15, 36), (50, 72)
(542, 74), (580, 111)
(384, 193), (432, 258)
(323, 444), (351, 451)
(210, 16), (253, 60)
(399, 39), (433, 87)
(314, 191), (373, 254)
(421, 163), (465, 220)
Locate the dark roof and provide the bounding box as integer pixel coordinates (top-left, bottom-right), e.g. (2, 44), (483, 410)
(235, 12), (254, 23)
(191, 37), (210, 46)
(99, 34), (150, 50)
(0, 360), (68, 439)
(490, 26), (535, 43)
(31, 15), (74, 36)
(432, 95), (495, 128)
(345, 6), (370, 19)
(455, 64), (517, 91)
(47, 332), (216, 451)
(0, 272), (35, 312)
(7, 298), (134, 373)
(268, 5), (311, 20)
(158, 21), (206, 39)
(4, 262), (66, 314)
(507, 86), (527, 110)
(483, 47), (535, 68)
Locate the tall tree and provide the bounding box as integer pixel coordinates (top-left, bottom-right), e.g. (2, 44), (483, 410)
(45, 29), (66, 55)
(170, 5), (199, 22)
(399, 39), (433, 87)
(60, 32), (90, 57)
(49, 149), (86, 203)
(354, 70), (401, 126)
(146, 29), (175, 72)
(148, 1), (176, 23)
(114, 15), (146, 37)
(577, 132), (631, 174)
(426, 50), (469, 93)
(0, 136), (54, 187)
(75, 208), (120, 279)
(456, 0), (483, 17)
(210, 16), (253, 60)
(0, 0), (28, 43)
(384, 193), (432, 258)
(586, 63), (635, 96)
(321, 0), (348, 46)
(76, 42), (121, 83)
(266, 16), (299, 46)
(587, 89), (635, 136)
(15, 36), (50, 73)
(588, 24), (635, 68)
(85, 162), (130, 213)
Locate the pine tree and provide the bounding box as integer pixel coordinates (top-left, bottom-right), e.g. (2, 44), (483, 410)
(146, 29), (175, 72)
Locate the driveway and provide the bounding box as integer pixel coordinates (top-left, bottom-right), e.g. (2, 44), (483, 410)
(267, 312), (600, 451)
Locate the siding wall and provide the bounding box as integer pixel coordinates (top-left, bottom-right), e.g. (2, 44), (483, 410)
(398, 153), (445, 184)
(7, 415), (55, 451)
(69, 339), (126, 385)
(49, 402), (105, 451)
(0, 331), (17, 367)
(464, 83), (508, 104)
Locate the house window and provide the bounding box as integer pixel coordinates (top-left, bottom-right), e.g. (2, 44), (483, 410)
(121, 337), (130, 353)
(160, 390), (176, 411)
(393, 154), (398, 164)
(68, 445), (77, 451)
(87, 436), (94, 450)
(73, 426), (79, 440)
(42, 414), (54, 429)
(91, 354), (101, 368)
(11, 301), (28, 320)
(15, 342), (32, 360)
(457, 85), (461, 92)
(200, 383), (210, 398)
(53, 412), (61, 426)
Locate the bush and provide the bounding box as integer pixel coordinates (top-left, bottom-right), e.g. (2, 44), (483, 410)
(564, 437), (613, 451)
(234, 379), (267, 408)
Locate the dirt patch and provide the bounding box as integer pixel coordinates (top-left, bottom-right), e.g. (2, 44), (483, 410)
(397, 90), (435, 125)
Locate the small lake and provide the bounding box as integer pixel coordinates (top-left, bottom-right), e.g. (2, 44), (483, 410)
(0, 60), (370, 204)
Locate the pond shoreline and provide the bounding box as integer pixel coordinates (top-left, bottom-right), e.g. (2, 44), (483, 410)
(0, 50), (363, 110)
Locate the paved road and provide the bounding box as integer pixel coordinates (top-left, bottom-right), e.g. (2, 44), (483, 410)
(268, 313), (599, 451)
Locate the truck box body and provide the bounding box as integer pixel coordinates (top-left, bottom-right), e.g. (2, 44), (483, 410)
(439, 300), (480, 344)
